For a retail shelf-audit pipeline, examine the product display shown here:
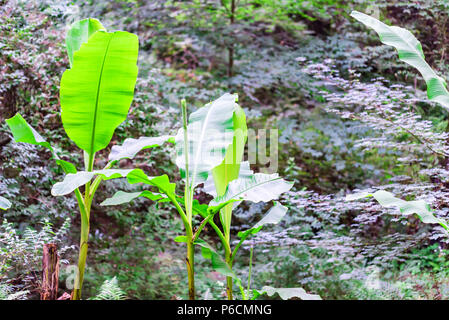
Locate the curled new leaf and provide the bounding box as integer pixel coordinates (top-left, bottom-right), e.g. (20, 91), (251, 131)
(66, 18), (106, 67)
(210, 103), (248, 196)
(175, 93), (237, 188)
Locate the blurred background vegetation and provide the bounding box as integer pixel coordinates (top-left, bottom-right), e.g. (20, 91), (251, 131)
(2, 0), (449, 299)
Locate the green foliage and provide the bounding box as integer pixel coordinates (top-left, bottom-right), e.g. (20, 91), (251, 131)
(0, 282), (29, 300)
(5, 17), (141, 299)
(4, 0), (449, 301)
(175, 93), (237, 188)
(6, 113), (77, 173)
(211, 103), (247, 239)
(0, 218), (71, 298)
(209, 174), (293, 207)
(101, 92), (300, 300)
(60, 29), (139, 156)
(65, 18), (105, 67)
(90, 277), (127, 300)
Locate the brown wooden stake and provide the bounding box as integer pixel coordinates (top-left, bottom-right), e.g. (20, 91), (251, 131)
(40, 243), (60, 300)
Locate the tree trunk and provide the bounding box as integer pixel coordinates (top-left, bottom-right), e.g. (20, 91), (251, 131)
(41, 243), (60, 300)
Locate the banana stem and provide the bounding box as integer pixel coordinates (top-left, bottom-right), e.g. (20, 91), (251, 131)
(181, 98), (196, 300)
(71, 152), (96, 300)
(226, 256), (233, 300)
(71, 190), (90, 300)
(224, 240), (233, 300)
(186, 238), (195, 300)
(71, 214), (89, 300)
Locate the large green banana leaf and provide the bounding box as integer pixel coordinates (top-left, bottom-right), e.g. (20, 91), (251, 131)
(351, 11), (449, 110)
(211, 105), (247, 195)
(60, 30), (139, 155)
(175, 93), (237, 188)
(66, 18), (105, 67)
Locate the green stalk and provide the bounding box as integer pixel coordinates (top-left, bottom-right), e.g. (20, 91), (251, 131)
(72, 207), (89, 300)
(181, 99), (195, 300)
(222, 205), (234, 299)
(71, 152), (95, 300)
(199, 206), (233, 299)
(71, 189), (89, 300)
(186, 235), (195, 300)
(225, 250), (233, 300)
(182, 99), (192, 221)
(247, 246), (253, 297)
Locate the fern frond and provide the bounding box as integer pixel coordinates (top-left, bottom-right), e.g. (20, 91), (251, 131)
(91, 277), (127, 300)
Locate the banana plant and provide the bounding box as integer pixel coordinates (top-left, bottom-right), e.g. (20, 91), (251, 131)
(100, 93), (239, 299)
(0, 196), (11, 210)
(100, 93), (305, 300)
(202, 100), (247, 299)
(5, 18), (141, 299)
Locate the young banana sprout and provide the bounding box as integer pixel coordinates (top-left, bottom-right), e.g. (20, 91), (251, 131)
(5, 18), (141, 299)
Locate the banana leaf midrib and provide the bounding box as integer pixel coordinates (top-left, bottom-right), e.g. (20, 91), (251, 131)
(214, 176), (285, 203)
(127, 171), (174, 197)
(190, 105), (214, 189)
(352, 11), (448, 95)
(385, 27), (436, 81)
(89, 32), (114, 159)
